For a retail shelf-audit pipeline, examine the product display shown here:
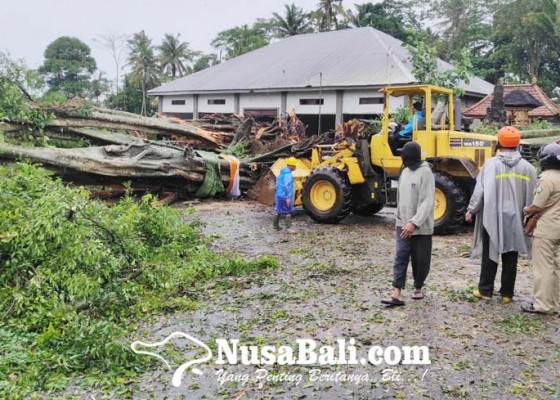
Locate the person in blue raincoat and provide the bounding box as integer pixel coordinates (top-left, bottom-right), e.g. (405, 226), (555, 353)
(273, 157), (297, 230)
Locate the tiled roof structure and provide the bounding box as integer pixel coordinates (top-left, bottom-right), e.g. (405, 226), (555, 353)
(464, 84), (559, 118)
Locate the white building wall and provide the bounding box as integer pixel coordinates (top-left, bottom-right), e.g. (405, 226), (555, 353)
(287, 91), (337, 114)
(389, 96), (407, 112)
(343, 90), (384, 114)
(159, 90), (413, 117)
(342, 90), (406, 114)
(198, 94), (235, 114)
(239, 93), (282, 114)
(161, 95), (194, 113)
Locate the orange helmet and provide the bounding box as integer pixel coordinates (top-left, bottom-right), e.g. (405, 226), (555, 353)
(497, 126), (521, 148)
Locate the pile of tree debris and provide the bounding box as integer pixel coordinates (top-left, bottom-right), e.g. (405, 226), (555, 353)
(0, 100), (325, 202)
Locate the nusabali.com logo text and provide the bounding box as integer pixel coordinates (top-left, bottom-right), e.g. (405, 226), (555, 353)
(131, 332), (431, 387)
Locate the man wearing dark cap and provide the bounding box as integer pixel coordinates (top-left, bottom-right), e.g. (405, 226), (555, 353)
(382, 142), (435, 306)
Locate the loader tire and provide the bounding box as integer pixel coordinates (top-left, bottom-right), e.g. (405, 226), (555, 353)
(433, 172), (467, 235)
(351, 203), (384, 216)
(302, 167), (351, 224)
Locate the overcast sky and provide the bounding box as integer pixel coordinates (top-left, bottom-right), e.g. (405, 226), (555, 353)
(0, 0), (356, 83)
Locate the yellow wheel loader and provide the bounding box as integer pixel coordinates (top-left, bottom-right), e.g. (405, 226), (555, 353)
(271, 84), (530, 234)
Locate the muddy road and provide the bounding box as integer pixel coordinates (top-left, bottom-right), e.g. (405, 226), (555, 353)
(133, 200), (559, 400)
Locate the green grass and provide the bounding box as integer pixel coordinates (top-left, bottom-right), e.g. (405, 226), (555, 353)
(445, 287), (478, 303)
(500, 314), (546, 334)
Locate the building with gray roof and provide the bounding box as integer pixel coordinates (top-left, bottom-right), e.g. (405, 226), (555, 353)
(149, 27), (494, 133)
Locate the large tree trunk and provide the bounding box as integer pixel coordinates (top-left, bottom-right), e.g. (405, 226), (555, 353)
(0, 141), (255, 195)
(48, 110), (227, 149)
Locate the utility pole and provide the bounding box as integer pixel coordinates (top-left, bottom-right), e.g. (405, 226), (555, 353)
(318, 72), (323, 135)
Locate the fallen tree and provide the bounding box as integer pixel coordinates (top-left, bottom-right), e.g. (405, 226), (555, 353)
(0, 141), (255, 197)
(0, 104), (325, 201)
(0, 93), (369, 202)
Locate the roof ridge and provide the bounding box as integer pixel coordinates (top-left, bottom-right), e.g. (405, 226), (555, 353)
(369, 29), (416, 84)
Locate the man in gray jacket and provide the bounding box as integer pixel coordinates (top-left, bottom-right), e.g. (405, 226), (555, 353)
(382, 142), (435, 306)
(465, 126), (537, 303)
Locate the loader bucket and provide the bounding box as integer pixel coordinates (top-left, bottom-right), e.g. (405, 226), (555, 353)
(247, 170), (276, 206)
(251, 158), (311, 207)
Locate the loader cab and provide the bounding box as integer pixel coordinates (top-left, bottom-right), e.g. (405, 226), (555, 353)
(370, 85), (456, 176)
(387, 100), (426, 155)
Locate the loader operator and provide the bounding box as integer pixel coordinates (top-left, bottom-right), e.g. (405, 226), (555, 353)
(389, 101), (424, 152)
(399, 101), (425, 138)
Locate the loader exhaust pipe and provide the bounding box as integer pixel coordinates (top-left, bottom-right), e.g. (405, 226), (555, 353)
(453, 98), (462, 131)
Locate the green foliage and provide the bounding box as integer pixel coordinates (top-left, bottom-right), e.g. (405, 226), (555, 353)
(473, 123), (499, 136)
(361, 119), (382, 139)
(406, 40), (472, 94)
(344, 1), (410, 42)
(312, 0), (344, 31)
(500, 314), (546, 334)
(159, 33), (200, 78)
(427, 0), (494, 76)
(192, 53), (218, 73)
(493, 0), (560, 93)
(127, 31), (160, 116)
(0, 52), (54, 141)
(223, 141), (249, 158)
(271, 3), (313, 38)
(90, 72), (110, 101)
(105, 74), (157, 116)
(391, 105), (411, 124)
(211, 22), (272, 61)
(521, 119), (552, 130)
(38, 36), (97, 97)
(0, 52), (43, 120)
(40, 90), (67, 106)
(0, 163), (278, 398)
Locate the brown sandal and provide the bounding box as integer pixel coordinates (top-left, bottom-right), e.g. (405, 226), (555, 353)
(381, 297), (405, 306)
(412, 291), (424, 300)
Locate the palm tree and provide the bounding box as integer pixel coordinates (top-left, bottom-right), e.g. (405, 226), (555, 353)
(158, 33), (198, 78)
(127, 31), (159, 116)
(314, 0), (344, 31)
(272, 3), (312, 38)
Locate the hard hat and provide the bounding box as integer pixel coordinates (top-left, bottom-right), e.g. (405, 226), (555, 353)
(497, 126), (521, 148)
(538, 143), (560, 170)
(286, 157), (297, 166)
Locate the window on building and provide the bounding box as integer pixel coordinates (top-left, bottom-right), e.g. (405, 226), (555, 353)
(359, 97), (384, 105)
(171, 99), (186, 105)
(299, 98), (324, 105)
(244, 108), (278, 122)
(208, 99), (226, 105)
